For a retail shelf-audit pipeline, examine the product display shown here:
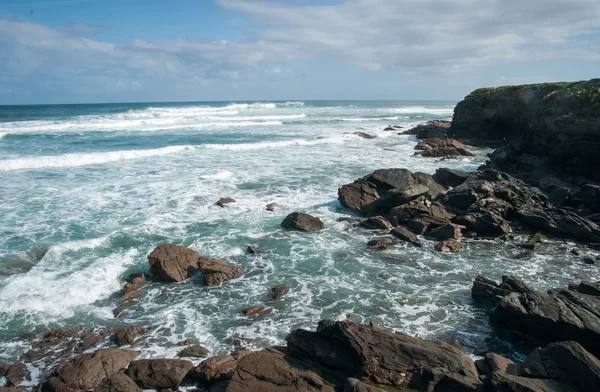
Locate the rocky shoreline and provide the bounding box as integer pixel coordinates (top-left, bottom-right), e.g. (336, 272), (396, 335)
(2, 80), (600, 391)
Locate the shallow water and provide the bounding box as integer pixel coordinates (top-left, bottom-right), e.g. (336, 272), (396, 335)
(0, 100), (597, 371)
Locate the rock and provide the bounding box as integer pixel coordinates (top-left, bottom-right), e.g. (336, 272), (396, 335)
(434, 240), (463, 253)
(360, 216), (393, 230)
(471, 275), (513, 304)
(338, 169), (444, 215)
(281, 212), (324, 232)
(455, 211), (510, 237)
(147, 243), (199, 283)
(266, 202), (277, 211)
(344, 378), (387, 392)
(114, 326), (151, 347)
(123, 273), (148, 293)
(520, 242), (539, 250)
(390, 227), (422, 247)
(269, 285), (290, 300)
(352, 132), (376, 139)
(176, 338), (194, 346)
(575, 281), (600, 296)
(415, 138), (470, 151)
(428, 223), (463, 240)
(188, 353), (242, 384)
(432, 168), (472, 188)
(94, 373), (141, 392)
(216, 197), (236, 207)
(119, 290), (143, 304)
(178, 345), (210, 358)
(242, 306), (271, 317)
(286, 320), (479, 391)
(513, 251), (532, 260)
(419, 147), (474, 158)
(475, 352), (518, 377)
(4, 363), (30, 387)
(366, 237), (399, 251)
(407, 215), (450, 235)
(198, 257), (243, 286)
(571, 249), (581, 256)
(55, 349), (140, 390)
(247, 246), (261, 254)
(127, 359), (194, 390)
(407, 120), (451, 139)
(584, 257), (596, 265)
(479, 275), (600, 356)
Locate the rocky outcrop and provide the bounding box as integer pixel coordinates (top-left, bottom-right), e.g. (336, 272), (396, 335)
(415, 138), (475, 159)
(114, 326), (151, 347)
(281, 212), (324, 232)
(127, 359), (194, 390)
(366, 237), (399, 251)
(198, 257), (243, 286)
(94, 373), (141, 392)
(148, 243), (199, 282)
(407, 120), (451, 139)
(178, 345), (210, 358)
(472, 275), (600, 356)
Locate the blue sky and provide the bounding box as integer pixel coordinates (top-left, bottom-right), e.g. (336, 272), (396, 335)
(0, 0), (599, 104)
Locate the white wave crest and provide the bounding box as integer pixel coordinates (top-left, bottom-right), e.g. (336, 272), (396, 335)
(390, 106), (454, 115)
(0, 145), (194, 172)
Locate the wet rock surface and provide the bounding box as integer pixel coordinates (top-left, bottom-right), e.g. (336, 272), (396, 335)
(127, 359), (194, 390)
(148, 243), (199, 282)
(281, 212), (324, 232)
(198, 256), (243, 286)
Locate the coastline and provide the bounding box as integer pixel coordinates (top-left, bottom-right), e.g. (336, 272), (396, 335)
(1, 82), (600, 391)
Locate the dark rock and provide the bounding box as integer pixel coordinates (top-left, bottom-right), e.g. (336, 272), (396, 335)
(55, 349), (140, 390)
(266, 202), (277, 211)
(571, 249), (581, 256)
(456, 211), (510, 237)
(281, 212), (324, 232)
(119, 290), (143, 304)
(575, 281), (600, 296)
(286, 320), (479, 390)
(352, 132), (376, 139)
(127, 359), (194, 390)
(176, 338), (194, 346)
(242, 306), (271, 317)
(432, 168), (471, 188)
(583, 257), (595, 265)
(428, 223), (463, 240)
(415, 138), (470, 151)
(178, 345), (210, 358)
(434, 240), (463, 253)
(513, 251), (532, 260)
(360, 216), (393, 230)
(390, 227), (422, 247)
(247, 246), (261, 254)
(94, 373), (141, 392)
(216, 197), (236, 207)
(198, 257), (243, 286)
(520, 242), (539, 250)
(407, 215), (450, 235)
(471, 275), (513, 303)
(269, 285), (290, 300)
(148, 243), (199, 283)
(114, 326), (151, 347)
(4, 363), (30, 387)
(366, 237), (399, 251)
(420, 147), (474, 158)
(188, 352), (248, 385)
(407, 120), (451, 139)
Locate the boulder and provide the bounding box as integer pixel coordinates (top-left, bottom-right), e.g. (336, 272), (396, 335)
(352, 132), (376, 139)
(434, 240), (463, 253)
(148, 243), (199, 283)
(360, 216), (393, 230)
(123, 273), (147, 294)
(269, 285), (290, 300)
(94, 373), (141, 392)
(366, 237), (399, 251)
(127, 359), (194, 390)
(4, 363), (30, 387)
(198, 257), (243, 286)
(188, 353), (242, 385)
(407, 215), (450, 235)
(178, 345), (210, 358)
(419, 147), (474, 158)
(390, 227), (422, 247)
(55, 349), (140, 391)
(407, 120), (451, 139)
(266, 202), (277, 211)
(114, 326), (151, 347)
(247, 246), (261, 254)
(281, 212), (324, 232)
(455, 211), (510, 237)
(432, 168), (472, 188)
(216, 197), (236, 207)
(119, 290), (143, 304)
(286, 320), (480, 390)
(428, 223), (463, 240)
(242, 306), (271, 317)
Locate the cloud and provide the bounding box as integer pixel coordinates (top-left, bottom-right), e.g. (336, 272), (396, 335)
(218, 0), (600, 71)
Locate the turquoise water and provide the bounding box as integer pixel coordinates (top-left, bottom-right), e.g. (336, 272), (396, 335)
(0, 101), (595, 372)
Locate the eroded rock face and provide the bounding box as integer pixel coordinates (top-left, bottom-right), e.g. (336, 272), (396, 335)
(407, 120), (451, 139)
(94, 373), (141, 392)
(281, 212), (324, 232)
(54, 349), (140, 391)
(286, 320), (479, 391)
(198, 257), (243, 286)
(148, 243), (199, 282)
(127, 359), (193, 390)
(390, 227), (422, 247)
(114, 326), (151, 347)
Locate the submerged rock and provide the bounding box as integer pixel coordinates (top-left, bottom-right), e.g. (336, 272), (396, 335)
(247, 245), (261, 254)
(215, 197), (236, 207)
(148, 243), (199, 283)
(351, 131), (377, 139)
(269, 285), (290, 300)
(281, 212), (324, 232)
(242, 306), (271, 317)
(366, 237), (399, 251)
(434, 239), (463, 253)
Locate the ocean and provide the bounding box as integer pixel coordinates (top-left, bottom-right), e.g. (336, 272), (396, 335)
(0, 100), (591, 375)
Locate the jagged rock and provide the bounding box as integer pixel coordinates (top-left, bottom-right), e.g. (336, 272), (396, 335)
(434, 240), (463, 253)
(198, 257), (243, 286)
(513, 251), (532, 260)
(148, 243), (199, 283)
(433, 168), (472, 188)
(247, 246), (261, 254)
(471, 275), (514, 303)
(54, 349), (140, 391)
(178, 345), (210, 358)
(286, 320), (479, 390)
(428, 223), (463, 240)
(456, 211), (510, 237)
(416, 138), (470, 151)
(114, 326), (151, 347)
(407, 215), (450, 235)
(242, 306), (271, 317)
(266, 202), (277, 211)
(176, 338), (194, 346)
(360, 216), (393, 230)
(216, 197), (236, 207)
(269, 285), (290, 300)
(119, 290), (143, 304)
(407, 120), (451, 139)
(390, 227), (422, 247)
(352, 132), (376, 139)
(366, 237), (399, 251)
(4, 363), (30, 387)
(123, 273), (147, 294)
(127, 359), (194, 390)
(583, 257), (595, 265)
(281, 212), (324, 232)
(94, 373), (141, 392)
(420, 147), (474, 158)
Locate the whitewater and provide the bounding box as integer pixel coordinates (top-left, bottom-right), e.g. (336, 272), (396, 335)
(0, 100), (593, 370)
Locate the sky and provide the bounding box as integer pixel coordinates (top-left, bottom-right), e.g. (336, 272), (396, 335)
(0, 0), (599, 104)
